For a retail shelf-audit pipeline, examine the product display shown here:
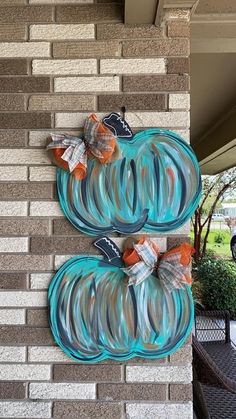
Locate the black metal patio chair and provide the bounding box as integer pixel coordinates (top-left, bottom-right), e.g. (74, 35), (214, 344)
(193, 310), (236, 419)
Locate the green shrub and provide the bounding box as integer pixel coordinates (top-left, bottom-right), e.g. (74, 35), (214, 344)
(214, 232), (225, 244)
(195, 254), (236, 318)
(191, 280), (204, 309)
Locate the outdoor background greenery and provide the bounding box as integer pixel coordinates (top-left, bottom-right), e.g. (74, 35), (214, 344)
(193, 252), (236, 318)
(190, 226), (231, 258)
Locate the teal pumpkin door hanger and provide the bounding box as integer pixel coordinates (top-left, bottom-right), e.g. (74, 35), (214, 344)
(49, 236), (194, 363)
(47, 113), (202, 236)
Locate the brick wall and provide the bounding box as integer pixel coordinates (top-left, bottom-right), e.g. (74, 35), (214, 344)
(0, 1), (192, 418)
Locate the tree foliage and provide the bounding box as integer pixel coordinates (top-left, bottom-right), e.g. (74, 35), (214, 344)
(192, 168), (236, 261)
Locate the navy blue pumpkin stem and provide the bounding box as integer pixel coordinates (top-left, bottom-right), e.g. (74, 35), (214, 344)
(93, 236), (123, 267)
(102, 112), (133, 139)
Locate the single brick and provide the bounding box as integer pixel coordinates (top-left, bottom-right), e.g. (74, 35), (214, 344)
(123, 39), (189, 57)
(53, 402), (122, 419)
(0, 401), (51, 418)
(0, 346), (25, 363)
(167, 57), (190, 74)
(170, 383), (193, 402)
(0, 401), (51, 419)
(0, 113), (51, 129)
(29, 130), (82, 147)
(30, 237), (101, 254)
(30, 201), (63, 217)
(125, 112), (190, 128)
(0, 59), (28, 75)
(0, 364), (51, 381)
(0, 166), (27, 181)
(0, 327), (53, 345)
(54, 76), (119, 93)
(0, 309), (25, 325)
(0, 43), (50, 58)
(30, 273), (52, 289)
(169, 93), (190, 109)
(168, 22), (190, 38)
(0, 238), (28, 253)
(0, 183), (52, 199)
(0, 255), (51, 271)
(0, 202), (27, 217)
(27, 309), (49, 326)
(0, 220), (50, 236)
(0, 77), (50, 93)
(0, 382), (26, 399)
(100, 58), (166, 74)
(30, 23), (94, 40)
(0, 273), (27, 290)
(0, 148), (50, 164)
(29, 95), (96, 111)
(123, 357), (167, 365)
(55, 112), (105, 128)
(0, 24), (26, 41)
(29, 166), (56, 181)
(174, 129), (190, 142)
(126, 402), (193, 419)
(55, 254), (81, 270)
(53, 219), (82, 235)
(28, 346), (72, 363)
(0, 6), (53, 23)
(0, 95), (25, 111)
(98, 383), (167, 401)
(123, 75), (189, 92)
(56, 4), (123, 23)
(54, 364), (122, 382)
(97, 23), (163, 40)
(53, 41), (121, 58)
(98, 93), (166, 111)
(29, 130), (53, 147)
(126, 365), (192, 383)
(0, 291), (47, 307)
(170, 345), (192, 364)
(169, 222), (190, 237)
(30, 382), (96, 400)
(164, 8), (190, 21)
(32, 59), (97, 75)
(0, 130), (27, 147)
(167, 236), (190, 249)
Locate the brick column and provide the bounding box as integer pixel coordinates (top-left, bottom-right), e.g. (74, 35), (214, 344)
(0, 1), (192, 418)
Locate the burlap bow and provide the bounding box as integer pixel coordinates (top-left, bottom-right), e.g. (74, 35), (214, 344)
(122, 238), (194, 291)
(47, 114), (118, 178)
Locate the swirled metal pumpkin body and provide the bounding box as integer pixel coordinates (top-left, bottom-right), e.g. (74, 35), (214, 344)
(49, 256), (194, 362)
(57, 129), (201, 235)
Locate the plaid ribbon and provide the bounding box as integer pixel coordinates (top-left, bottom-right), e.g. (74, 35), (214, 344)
(47, 115), (115, 173)
(122, 239), (158, 287)
(158, 253), (191, 291)
(122, 239), (191, 290)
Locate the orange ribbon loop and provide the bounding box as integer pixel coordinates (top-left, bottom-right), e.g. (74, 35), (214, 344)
(47, 113), (118, 180)
(123, 237), (195, 290)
